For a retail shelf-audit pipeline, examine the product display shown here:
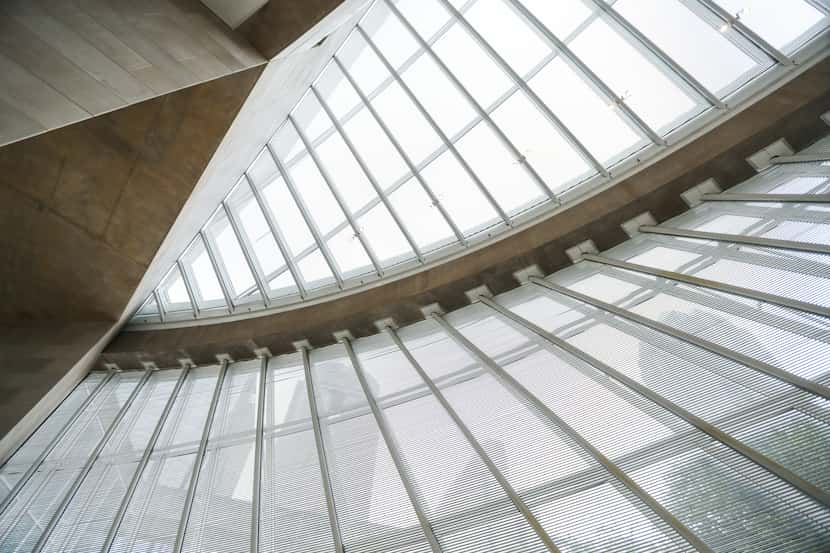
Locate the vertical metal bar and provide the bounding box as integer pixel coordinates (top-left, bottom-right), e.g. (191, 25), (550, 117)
(436, 0), (608, 177)
(266, 142), (346, 289)
(103, 365), (191, 552)
(0, 372), (114, 517)
(300, 346), (345, 553)
(383, 0), (558, 200)
(339, 338), (444, 553)
(222, 201), (271, 307)
(701, 193), (830, 203)
(429, 312), (716, 552)
(289, 115), (385, 276)
(250, 356), (268, 553)
(528, 276), (830, 400)
(152, 290), (166, 323)
(333, 56), (468, 245)
(176, 261), (200, 318)
(582, 253), (830, 318)
(694, 0), (794, 65)
(639, 224), (830, 255)
(357, 26), (513, 225)
(199, 230), (235, 314)
(310, 85), (425, 263)
(590, 0), (724, 108)
(32, 370), (153, 553)
(383, 326), (562, 553)
(505, 0), (664, 146)
(245, 174), (308, 299)
(476, 295), (830, 508)
(173, 360), (229, 553)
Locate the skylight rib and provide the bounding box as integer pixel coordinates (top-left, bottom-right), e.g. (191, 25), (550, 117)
(129, 0), (830, 325)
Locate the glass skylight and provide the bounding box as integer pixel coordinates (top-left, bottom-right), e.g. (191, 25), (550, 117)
(131, 0), (830, 324)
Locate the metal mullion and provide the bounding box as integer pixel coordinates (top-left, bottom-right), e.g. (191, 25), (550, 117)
(250, 356), (268, 553)
(245, 174), (308, 299)
(477, 295), (830, 508)
(339, 338), (444, 553)
(152, 290), (166, 323)
(333, 56), (467, 246)
(529, 276), (830, 401)
(300, 346), (345, 553)
(357, 26), (513, 226)
(289, 115), (385, 276)
(311, 86), (424, 264)
(430, 312), (714, 552)
(584, 253), (830, 319)
(771, 153), (830, 164)
(172, 360), (229, 553)
(694, 0), (794, 65)
(0, 372), (114, 517)
(103, 365), (191, 552)
(199, 230), (235, 314)
(436, 0), (608, 178)
(383, 326), (561, 553)
(32, 370), (153, 553)
(384, 0), (559, 201)
(702, 193), (830, 203)
(590, 0), (724, 109)
(175, 260), (200, 318)
(640, 224), (830, 255)
(266, 142), (345, 288)
(506, 0), (665, 146)
(222, 202), (271, 306)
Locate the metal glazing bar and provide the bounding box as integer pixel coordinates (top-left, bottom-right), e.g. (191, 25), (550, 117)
(300, 346), (345, 553)
(0, 372), (114, 517)
(310, 86), (424, 263)
(103, 365), (191, 552)
(477, 295), (830, 508)
(771, 153), (830, 164)
(153, 290), (166, 323)
(695, 0), (794, 65)
(245, 175), (308, 299)
(702, 192), (830, 203)
(583, 253), (830, 318)
(430, 312), (714, 552)
(506, 0), (665, 146)
(383, 326), (562, 553)
(222, 202), (271, 306)
(251, 356), (268, 553)
(289, 115), (385, 276)
(640, 224), (830, 255)
(176, 261), (200, 318)
(340, 338), (444, 553)
(266, 142), (345, 288)
(332, 56), (467, 246)
(529, 276), (830, 400)
(199, 230), (236, 314)
(437, 0), (608, 178)
(357, 26), (513, 225)
(385, 0), (558, 201)
(590, 0), (724, 108)
(32, 370), (153, 553)
(173, 360), (229, 553)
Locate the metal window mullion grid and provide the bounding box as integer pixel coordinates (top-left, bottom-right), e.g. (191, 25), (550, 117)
(436, 0), (609, 178)
(250, 356), (268, 553)
(221, 200), (272, 307)
(175, 260), (200, 318)
(477, 295), (830, 509)
(356, 25), (513, 226)
(505, 0), (665, 146)
(702, 193), (830, 203)
(266, 142), (345, 288)
(640, 224), (830, 255)
(332, 55), (467, 247)
(197, 230), (236, 314)
(152, 290), (166, 323)
(429, 312), (713, 553)
(309, 85), (425, 263)
(339, 338), (444, 553)
(31, 370), (153, 553)
(288, 115), (385, 276)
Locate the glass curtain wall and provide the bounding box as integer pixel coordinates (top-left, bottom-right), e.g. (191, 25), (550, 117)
(3, 137), (830, 552)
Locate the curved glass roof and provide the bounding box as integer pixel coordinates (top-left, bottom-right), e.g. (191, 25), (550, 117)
(131, 0), (830, 325)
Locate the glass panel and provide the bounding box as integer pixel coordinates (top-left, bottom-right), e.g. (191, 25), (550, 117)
(520, 0), (593, 38)
(371, 80), (443, 167)
(358, 203), (415, 266)
(388, 177), (455, 251)
(715, 0), (828, 52)
(393, 0), (453, 42)
(181, 237), (226, 309)
(298, 249), (337, 288)
(327, 225), (374, 277)
(204, 208), (261, 304)
(136, 294), (160, 317)
(361, 1), (421, 72)
(159, 265), (192, 314)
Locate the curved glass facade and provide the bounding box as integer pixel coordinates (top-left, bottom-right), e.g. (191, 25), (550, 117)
(3, 137), (830, 551)
(130, 0), (830, 325)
